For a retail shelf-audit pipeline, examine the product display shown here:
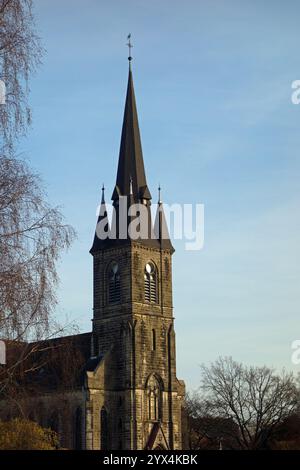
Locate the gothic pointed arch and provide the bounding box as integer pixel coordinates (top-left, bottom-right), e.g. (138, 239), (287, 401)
(144, 261), (158, 303)
(145, 373), (164, 421)
(120, 319), (134, 339)
(37, 402), (45, 427)
(100, 406), (109, 450)
(107, 260), (121, 304)
(48, 410), (60, 434)
(28, 410), (36, 422)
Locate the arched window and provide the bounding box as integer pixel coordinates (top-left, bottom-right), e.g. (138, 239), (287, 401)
(48, 410), (59, 434)
(100, 407), (108, 450)
(28, 410), (36, 422)
(108, 261), (121, 303)
(37, 402), (45, 427)
(48, 410), (61, 449)
(74, 407), (82, 450)
(144, 262), (158, 303)
(146, 374), (163, 421)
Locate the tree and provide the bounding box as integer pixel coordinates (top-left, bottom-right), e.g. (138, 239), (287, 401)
(0, 156), (75, 340)
(0, 418), (58, 449)
(0, 1), (76, 402)
(184, 392), (239, 449)
(0, 156), (75, 397)
(0, 0), (43, 147)
(271, 413), (300, 450)
(198, 357), (298, 449)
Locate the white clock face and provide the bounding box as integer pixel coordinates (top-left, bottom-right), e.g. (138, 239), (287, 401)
(145, 263), (152, 273)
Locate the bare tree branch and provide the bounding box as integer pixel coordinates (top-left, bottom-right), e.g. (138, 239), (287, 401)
(0, 0), (43, 147)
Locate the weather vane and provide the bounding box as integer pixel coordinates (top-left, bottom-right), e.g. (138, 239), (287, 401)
(127, 33), (133, 63)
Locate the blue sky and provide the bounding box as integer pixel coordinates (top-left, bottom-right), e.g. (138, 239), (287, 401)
(21, 0), (300, 389)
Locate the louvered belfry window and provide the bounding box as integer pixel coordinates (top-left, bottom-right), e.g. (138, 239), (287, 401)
(108, 261), (121, 303)
(144, 262), (158, 303)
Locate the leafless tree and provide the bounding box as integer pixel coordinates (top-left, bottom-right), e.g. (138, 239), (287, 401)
(198, 357), (298, 449)
(0, 156), (75, 340)
(0, 156), (76, 396)
(0, 1), (78, 409)
(184, 392), (238, 449)
(0, 0), (43, 147)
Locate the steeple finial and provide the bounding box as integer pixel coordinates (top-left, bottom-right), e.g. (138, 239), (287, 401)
(129, 176), (133, 195)
(127, 34), (133, 67)
(101, 183), (105, 204)
(158, 184), (162, 204)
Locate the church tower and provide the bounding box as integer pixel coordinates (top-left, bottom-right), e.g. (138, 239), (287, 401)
(86, 55), (185, 450)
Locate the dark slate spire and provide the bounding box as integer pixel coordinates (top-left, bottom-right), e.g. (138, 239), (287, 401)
(91, 53), (173, 252)
(90, 184), (110, 253)
(112, 68), (151, 202)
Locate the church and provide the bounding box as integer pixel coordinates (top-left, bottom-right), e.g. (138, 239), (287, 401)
(0, 56), (185, 450)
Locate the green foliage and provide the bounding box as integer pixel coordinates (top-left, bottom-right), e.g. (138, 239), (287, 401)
(0, 418), (59, 450)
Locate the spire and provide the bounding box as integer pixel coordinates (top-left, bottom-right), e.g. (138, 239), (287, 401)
(90, 184), (110, 253)
(112, 66), (151, 202)
(91, 52), (174, 252)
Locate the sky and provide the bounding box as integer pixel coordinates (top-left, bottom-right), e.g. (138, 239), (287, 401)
(20, 0), (300, 390)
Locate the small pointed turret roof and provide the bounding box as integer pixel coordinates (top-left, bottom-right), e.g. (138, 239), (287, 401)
(90, 185), (110, 253)
(154, 186), (174, 252)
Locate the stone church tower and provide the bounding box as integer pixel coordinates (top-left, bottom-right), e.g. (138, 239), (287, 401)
(86, 60), (185, 450)
(0, 57), (185, 450)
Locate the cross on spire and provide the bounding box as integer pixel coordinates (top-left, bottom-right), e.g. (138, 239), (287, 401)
(127, 33), (133, 64)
